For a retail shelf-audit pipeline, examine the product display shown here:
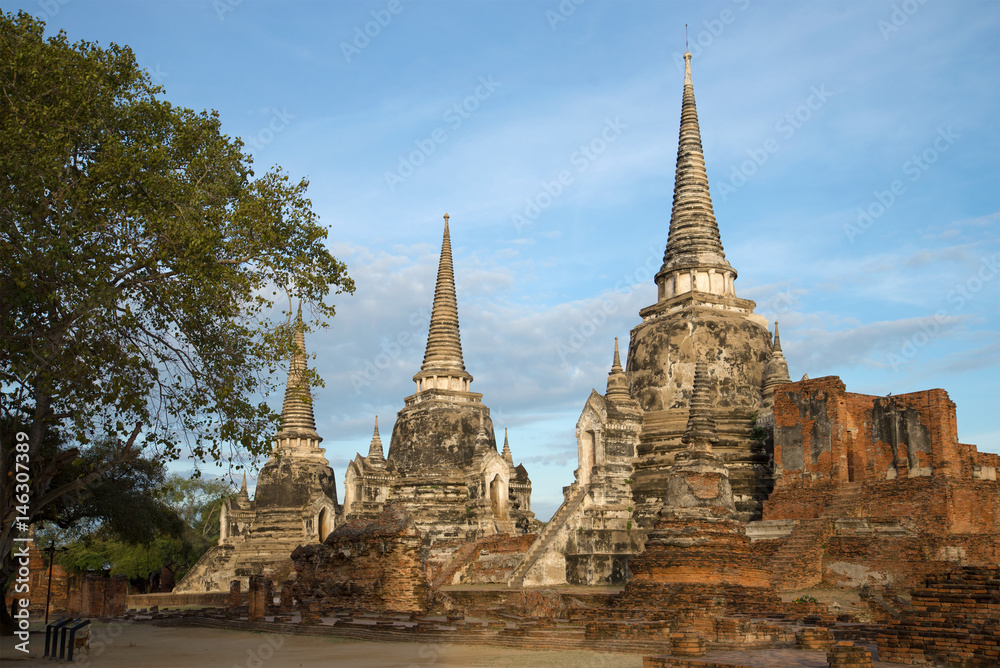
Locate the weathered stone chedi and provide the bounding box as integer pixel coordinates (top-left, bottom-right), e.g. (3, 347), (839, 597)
(173, 311), (340, 593)
(625, 52), (781, 524)
(343, 214), (535, 575)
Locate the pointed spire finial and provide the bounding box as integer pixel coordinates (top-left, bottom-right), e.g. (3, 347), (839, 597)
(367, 415), (385, 464)
(275, 306), (321, 445)
(606, 338), (631, 400)
(655, 43), (736, 303)
(612, 337), (623, 372)
(502, 428), (513, 466)
(773, 321), (783, 353)
(415, 214), (472, 390)
(237, 471), (251, 508)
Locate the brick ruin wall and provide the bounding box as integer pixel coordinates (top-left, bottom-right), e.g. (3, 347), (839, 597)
(878, 566), (1000, 667)
(5, 542), (126, 619)
(291, 505), (429, 613)
(769, 377), (995, 489)
(450, 533), (537, 585)
(760, 377), (999, 591)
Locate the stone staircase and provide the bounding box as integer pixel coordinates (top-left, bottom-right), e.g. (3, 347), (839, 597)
(173, 544), (236, 594)
(769, 518), (834, 591)
(508, 487), (587, 587)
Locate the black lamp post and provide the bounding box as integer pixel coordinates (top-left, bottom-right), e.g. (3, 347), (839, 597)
(42, 541), (66, 625)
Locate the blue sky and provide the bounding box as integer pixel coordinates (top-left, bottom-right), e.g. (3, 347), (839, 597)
(21, 0), (999, 521)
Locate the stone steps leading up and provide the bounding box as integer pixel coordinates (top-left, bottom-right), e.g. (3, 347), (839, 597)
(508, 486), (587, 587)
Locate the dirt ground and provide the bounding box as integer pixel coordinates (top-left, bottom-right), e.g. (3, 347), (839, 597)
(0, 622), (643, 668)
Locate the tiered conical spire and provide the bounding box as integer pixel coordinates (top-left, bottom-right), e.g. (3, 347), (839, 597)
(501, 428), (514, 466)
(367, 415), (385, 465)
(681, 361), (717, 451)
(606, 337), (631, 401)
(761, 322), (792, 409)
(414, 214), (473, 392)
(655, 52), (736, 302)
(269, 304), (327, 464)
(237, 472), (251, 508)
(276, 304), (321, 441)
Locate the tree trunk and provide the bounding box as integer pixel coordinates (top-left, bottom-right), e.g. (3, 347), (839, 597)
(1, 554), (17, 636)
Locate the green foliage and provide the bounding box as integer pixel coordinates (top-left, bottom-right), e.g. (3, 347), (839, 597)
(46, 473), (234, 581)
(1, 9), (354, 468)
(794, 594), (819, 604)
(749, 413), (769, 442)
(0, 10), (353, 611)
(156, 475), (233, 541)
(49, 438), (184, 544)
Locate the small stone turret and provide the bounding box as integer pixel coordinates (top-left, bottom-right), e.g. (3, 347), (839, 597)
(605, 337), (631, 402)
(667, 361), (736, 515)
(474, 412), (491, 456)
(501, 429), (514, 467)
(236, 473), (252, 509)
(367, 416), (386, 467)
(760, 322), (792, 419)
(343, 416), (396, 521)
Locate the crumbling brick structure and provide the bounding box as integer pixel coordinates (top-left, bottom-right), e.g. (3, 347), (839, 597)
(759, 377), (999, 591)
(4, 541), (69, 617)
(292, 504), (428, 613)
(65, 574), (127, 618)
(877, 566), (1000, 667)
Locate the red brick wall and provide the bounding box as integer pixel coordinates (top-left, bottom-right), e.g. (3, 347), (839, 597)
(3, 542), (70, 617)
(877, 566), (1000, 666)
(771, 377), (983, 487)
(762, 377), (999, 591)
(291, 505), (429, 613)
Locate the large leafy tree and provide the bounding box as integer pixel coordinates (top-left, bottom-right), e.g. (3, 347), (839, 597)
(0, 12), (353, 632)
(45, 474), (233, 586)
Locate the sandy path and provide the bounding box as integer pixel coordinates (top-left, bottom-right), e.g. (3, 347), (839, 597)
(1, 622), (642, 668)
